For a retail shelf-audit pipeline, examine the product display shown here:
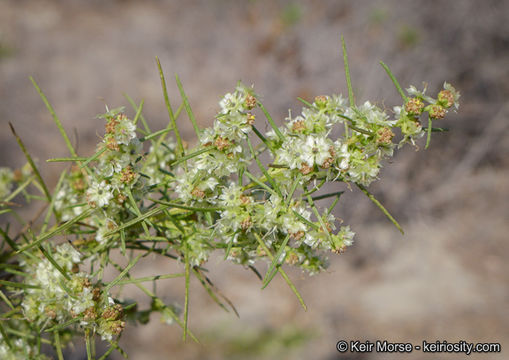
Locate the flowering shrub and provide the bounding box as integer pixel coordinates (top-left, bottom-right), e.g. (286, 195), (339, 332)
(0, 41), (459, 359)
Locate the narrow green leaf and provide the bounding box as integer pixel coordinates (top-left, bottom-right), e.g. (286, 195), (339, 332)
(139, 128), (172, 142)
(297, 97), (316, 109)
(169, 145), (214, 167)
(292, 210), (319, 230)
(246, 137), (282, 197)
(379, 61), (408, 102)
(114, 273), (184, 286)
(4, 175), (35, 202)
(182, 240), (190, 341)
(341, 35), (355, 107)
(124, 93), (152, 134)
(16, 207), (94, 254)
(103, 205), (168, 237)
(356, 183), (404, 234)
(80, 146), (107, 169)
(192, 268), (232, 315)
(134, 281), (199, 343)
(0, 227), (18, 251)
(286, 173), (302, 207)
(262, 234), (290, 289)
(46, 157), (88, 163)
(308, 190), (344, 202)
(0, 322), (13, 350)
(104, 253), (143, 293)
(156, 57), (184, 158)
(45, 317), (81, 333)
(0, 280), (40, 289)
(244, 171), (278, 197)
(85, 329), (93, 360)
(150, 198), (224, 213)
(252, 126), (273, 152)
(54, 331), (64, 360)
(0, 289), (14, 310)
(120, 229), (126, 256)
(327, 194), (341, 216)
(30, 77), (78, 157)
(132, 99), (144, 125)
(40, 170), (67, 234)
(425, 117), (433, 149)
(253, 233), (307, 311)
(258, 101), (284, 141)
(303, 178), (326, 196)
(9, 123), (51, 202)
(175, 74), (201, 138)
(38, 245), (70, 281)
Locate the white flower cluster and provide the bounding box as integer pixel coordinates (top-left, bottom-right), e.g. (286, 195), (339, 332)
(0, 49), (461, 358)
(21, 243), (125, 341)
(270, 96), (398, 187)
(174, 84), (256, 202)
(0, 328), (48, 360)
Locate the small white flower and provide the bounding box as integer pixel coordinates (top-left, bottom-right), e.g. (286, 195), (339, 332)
(301, 135), (332, 167)
(115, 116), (136, 145)
(339, 225), (355, 246)
(86, 181), (113, 208)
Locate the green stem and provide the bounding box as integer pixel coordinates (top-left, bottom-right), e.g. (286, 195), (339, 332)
(54, 331), (64, 360)
(356, 183), (404, 234)
(342, 35), (355, 107)
(175, 74), (201, 138)
(183, 239), (190, 341)
(30, 77), (78, 157)
(379, 61), (408, 102)
(253, 233), (307, 311)
(425, 117), (433, 149)
(258, 101), (284, 142)
(156, 57), (184, 158)
(9, 123), (51, 202)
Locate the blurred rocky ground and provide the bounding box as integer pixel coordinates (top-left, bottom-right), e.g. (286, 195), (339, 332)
(1, 0), (508, 359)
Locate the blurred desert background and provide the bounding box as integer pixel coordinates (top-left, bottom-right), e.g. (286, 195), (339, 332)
(1, 0), (508, 359)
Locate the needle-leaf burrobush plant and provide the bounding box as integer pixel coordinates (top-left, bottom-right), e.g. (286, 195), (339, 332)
(0, 38), (459, 359)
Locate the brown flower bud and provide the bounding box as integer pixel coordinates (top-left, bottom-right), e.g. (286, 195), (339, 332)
(83, 306), (98, 321)
(332, 244), (347, 254)
(191, 187), (205, 199)
(428, 104), (446, 119)
(214, 136), (231, 151)
(240, 216), (252, 231)
(245, 94), (257, 110)
(405, 98), (425, 116)
(314, 95), (328, 108)
(299, 163), (313, 175)
(240, 194), (251, 205)
(246, 113), (255, 125)
(291, 231), (305, 241)
(291, 120), (306, 133)
(102, 304), (124, 321)
(285, 252), (299, 265)
(438, 89), (454, 108)
(376, 127), (395, 145)
(120, 165), (136, 184)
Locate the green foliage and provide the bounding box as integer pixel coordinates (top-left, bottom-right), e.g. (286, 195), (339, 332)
(0, 39), (459, 359)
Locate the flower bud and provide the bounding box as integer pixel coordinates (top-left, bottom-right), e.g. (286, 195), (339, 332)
(405, 98), (424, 116)
(314, 95), (328, 108)
(437, 89), (454, 108)
(427, 104), (446, 119)
(244, 94), (257, 110)
(376, 127), (395, 145)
